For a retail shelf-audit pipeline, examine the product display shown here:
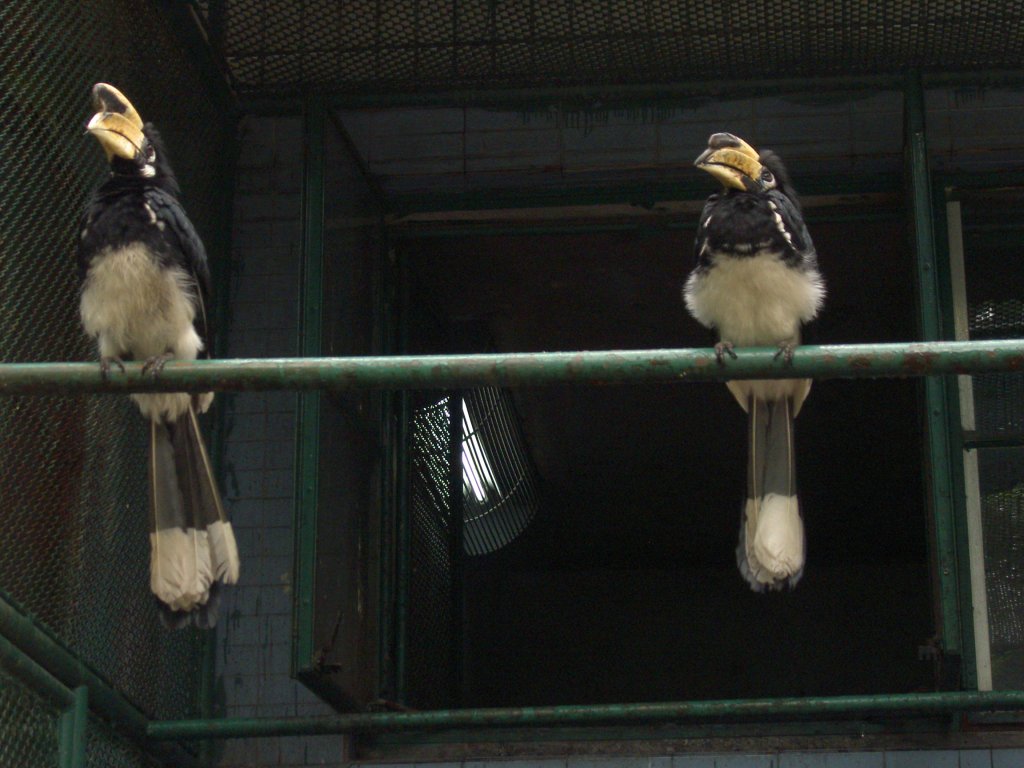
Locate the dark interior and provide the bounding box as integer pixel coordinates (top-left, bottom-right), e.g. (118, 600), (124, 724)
(400, 212), (935, 706)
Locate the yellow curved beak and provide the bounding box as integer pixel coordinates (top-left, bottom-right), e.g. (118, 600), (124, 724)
(695, 133), (763, 191)
(86, 83), (145, 162)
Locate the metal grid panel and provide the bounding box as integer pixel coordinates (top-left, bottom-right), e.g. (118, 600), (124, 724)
(969, 301), (1024, 435)
(85, 717), (162, 768)
(407, 396), (456, 709)
(0, 667), (59, 768)
(462, 388), (539, 556)
(196, 0), (1024, 97)
(978, 449), (1024, 689)
(0, 0), (232, 742)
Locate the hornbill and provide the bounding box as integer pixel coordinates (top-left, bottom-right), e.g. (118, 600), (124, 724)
(683, 133), (825, 591)
(78, 83), (238, 626)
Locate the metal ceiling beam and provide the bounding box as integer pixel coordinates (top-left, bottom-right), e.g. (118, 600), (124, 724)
(234, 69), (1024, 115)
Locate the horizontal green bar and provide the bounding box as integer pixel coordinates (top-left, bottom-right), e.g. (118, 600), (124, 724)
(148, 691), (1024, 739)
(1, 341), (1023, 395)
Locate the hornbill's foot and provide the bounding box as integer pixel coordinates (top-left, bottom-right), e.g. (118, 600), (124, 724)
(142, 352), (175, 377)
(99, 356), (126, 380)
(714, 340), (737, 366)
(774, 341), (797, 365)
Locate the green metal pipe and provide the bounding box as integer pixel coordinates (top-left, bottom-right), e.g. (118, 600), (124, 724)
(292, 95), (327, 678)
(905, 69), (966, 668)
(59, 686), (89, 768)
(147, 690), (1024, 739)
(1, 341), (1023, 395)
(0, 593), (148, 739)
(0, 630), (74, 707)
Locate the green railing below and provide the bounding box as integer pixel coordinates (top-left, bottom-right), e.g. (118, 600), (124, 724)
(146, 691), (1024, 739)
(0, 340), (1022, 395)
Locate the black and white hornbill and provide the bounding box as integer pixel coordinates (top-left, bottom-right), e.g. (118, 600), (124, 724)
(683, 133), (825, 591)
(78, 83), (238, 626)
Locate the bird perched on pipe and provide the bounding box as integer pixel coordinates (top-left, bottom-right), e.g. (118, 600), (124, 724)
(78, 83), (239, 626)
(683, 133), (825, 591)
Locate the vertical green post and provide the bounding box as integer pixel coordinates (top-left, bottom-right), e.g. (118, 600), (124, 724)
(293, 96), (326, 677)
(448, 392), (465, 705)
(393, 251), (411, 704)
(58, 685), (88, 768)
(904, 70), (965, 674)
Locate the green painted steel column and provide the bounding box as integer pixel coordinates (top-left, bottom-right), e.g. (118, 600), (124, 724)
(392, 250), (412, 703)
(905, 69), (965, 672)
(58, 686), (88, 768)
(293, 96), (327, 679)
(394, 390), (411, 703)
(449, 392), (465, 705)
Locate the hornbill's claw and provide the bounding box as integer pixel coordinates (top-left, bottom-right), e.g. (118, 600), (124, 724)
(714, 340), (737, 365)
(99, 356), (126, 380)
(142, 352), (175, 377)
(774, 342), (797, 365)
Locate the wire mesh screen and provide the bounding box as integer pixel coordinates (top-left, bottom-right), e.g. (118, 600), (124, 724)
(978, 449), (1024, 689)
(0, 667), (60, 768)
(969, 299), (1024, 435)
(970, 304), (1024, 687)
(194, 0), (1024, 97)
(406, 388), (540, 706)
(86, 716), (161, 768)
(407, 396), (457, 708)
(462, 388), (539, 556)
(0, 0), (233, 761)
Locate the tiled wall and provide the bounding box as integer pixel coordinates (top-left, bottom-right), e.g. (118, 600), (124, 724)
(215, 114), (346, 767)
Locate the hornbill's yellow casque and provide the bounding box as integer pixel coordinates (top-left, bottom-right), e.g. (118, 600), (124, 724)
(78, 83), (238, 627)
(683, 133), (825, 591)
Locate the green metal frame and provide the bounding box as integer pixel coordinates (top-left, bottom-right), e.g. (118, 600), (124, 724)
(0, 592), (197, 766)
(909, 69), (970, 679)
(5, 35), (1024, 747)
(1, 344), (1023, 744)
(0, 632), (87, 768)
(933, 169), (1024, 692)
(292, 96), (327, 683)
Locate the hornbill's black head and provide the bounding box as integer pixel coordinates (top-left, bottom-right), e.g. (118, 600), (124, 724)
(86, 83), (174, 183)
(695, 133), (799, 204)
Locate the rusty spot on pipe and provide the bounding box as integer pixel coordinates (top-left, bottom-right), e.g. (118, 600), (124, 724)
(904, 351), (938, 375)
(849, 355), (873, 369)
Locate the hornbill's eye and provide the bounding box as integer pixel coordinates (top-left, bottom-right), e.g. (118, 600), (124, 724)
(761, 169), (774, 185)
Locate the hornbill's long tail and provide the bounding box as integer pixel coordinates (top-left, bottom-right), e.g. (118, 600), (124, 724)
(737, 394), (804, 591)
(149, 401), (239, 629)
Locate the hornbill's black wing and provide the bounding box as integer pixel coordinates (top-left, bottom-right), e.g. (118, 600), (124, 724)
(143, 185), (214, 357)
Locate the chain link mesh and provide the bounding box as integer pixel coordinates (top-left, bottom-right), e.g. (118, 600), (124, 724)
(407, 396), (456, 709)
(0, 667), (60, 768)
(193, 0), (1024, 97)
(1, 1), (233, 764)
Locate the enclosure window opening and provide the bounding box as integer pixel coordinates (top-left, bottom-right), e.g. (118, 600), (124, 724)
(461, 399), (500, 504)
